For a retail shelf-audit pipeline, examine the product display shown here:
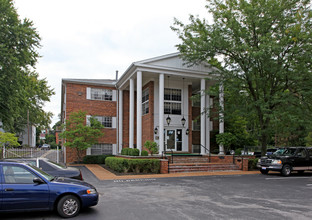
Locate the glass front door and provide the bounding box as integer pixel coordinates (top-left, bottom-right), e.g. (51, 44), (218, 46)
(166, 130), (175, 150)
(165, 129), (183, 151)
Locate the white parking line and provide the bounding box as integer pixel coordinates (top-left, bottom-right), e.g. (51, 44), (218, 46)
(266, 177), (312, 180)
(114, 179), (156, 183)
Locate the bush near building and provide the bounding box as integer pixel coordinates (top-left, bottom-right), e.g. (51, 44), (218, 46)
(82, 155), (114, 164)
(105, 157), (160, 174)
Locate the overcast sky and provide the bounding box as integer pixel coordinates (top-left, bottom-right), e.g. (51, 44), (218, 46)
(13, 0), (209, 127)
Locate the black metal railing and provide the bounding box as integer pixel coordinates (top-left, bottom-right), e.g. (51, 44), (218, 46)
(199, 144), (211, 163)
(162, 149), (174, 163)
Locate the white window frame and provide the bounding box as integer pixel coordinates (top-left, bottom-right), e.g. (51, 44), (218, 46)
(86, 115), (116, 128)
(164, 88), (182, 115)
(90, 143), (113, 155)
(142, 88), (149, 115)
(86, 87), (116, 101)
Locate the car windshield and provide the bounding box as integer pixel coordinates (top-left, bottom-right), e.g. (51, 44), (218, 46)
(28, 164), (54, 181)
(281, 148), (297, 156)
(273, 149), (286, 155)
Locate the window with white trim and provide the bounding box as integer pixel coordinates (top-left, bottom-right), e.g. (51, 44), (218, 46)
(91, 144), (112, 155)
(164, 88), (182, 115)
(87, 115), (115, 128)
(93, 116), (112, 128)
(142, 88), (149, 115)
(90, 88), (112, 101)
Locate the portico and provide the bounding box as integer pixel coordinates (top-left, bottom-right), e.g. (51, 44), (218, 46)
(116, 53), (224, 155)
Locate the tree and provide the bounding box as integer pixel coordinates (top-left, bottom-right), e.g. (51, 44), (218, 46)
(0, 131), (19, 158)
(0, 0), (54, 133)
(60, 111), (104, 162)
(0, 132), (19, 147)
(172, 0), (312, 155)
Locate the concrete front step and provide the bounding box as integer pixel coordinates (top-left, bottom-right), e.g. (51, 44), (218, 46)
(169, 163), (240, 173)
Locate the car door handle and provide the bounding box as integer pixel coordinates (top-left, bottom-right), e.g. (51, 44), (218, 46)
(5, 188), (14, 191)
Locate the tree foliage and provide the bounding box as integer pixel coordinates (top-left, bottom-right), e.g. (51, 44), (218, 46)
(60, 111), (104, 162)
(172, 0), (312, 155)
(0, 0), (54, 133)
(0, 131), (19, 147)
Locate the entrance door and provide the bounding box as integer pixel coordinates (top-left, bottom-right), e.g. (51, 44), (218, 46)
(166, 130), (175, 150)
(165, 129), (183, 151)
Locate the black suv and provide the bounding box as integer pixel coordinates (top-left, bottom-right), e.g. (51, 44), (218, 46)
(259, 147), (312, 176)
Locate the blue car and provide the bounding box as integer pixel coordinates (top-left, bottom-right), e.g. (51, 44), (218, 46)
(0, 161), (98, 218)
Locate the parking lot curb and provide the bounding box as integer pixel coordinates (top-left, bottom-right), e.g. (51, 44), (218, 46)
(81, 164), (260, 180)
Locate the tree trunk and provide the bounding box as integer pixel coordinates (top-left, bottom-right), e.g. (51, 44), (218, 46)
(261, 133), (268, 156)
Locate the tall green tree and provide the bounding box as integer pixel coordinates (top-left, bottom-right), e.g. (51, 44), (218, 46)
(0, 0), (54, 133)
(60, 111), (104, 162)
(172, 0), (312, 155)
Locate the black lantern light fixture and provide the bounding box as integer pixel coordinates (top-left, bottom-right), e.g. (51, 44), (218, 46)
(186, 128), (189, 135)
(181, 117), (186, 127)
(166, 115), (171, 126)
(154, 127), (158, 134)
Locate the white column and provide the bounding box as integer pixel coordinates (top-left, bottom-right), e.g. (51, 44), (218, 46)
(205, 94), (210, 154)
(200, 78), (206, 155)
(129, 78), (134, 149)
(136, 71), (142, 152)
(118, 90), (123, 153)
(219, 83), (225, 155)
(159, 73), (165, 155)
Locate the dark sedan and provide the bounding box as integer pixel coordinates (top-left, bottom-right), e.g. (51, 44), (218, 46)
(5, 158), (83, 180)
(0, 161), (98, 217)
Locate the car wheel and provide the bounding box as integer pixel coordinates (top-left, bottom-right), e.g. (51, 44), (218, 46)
(281, 164), (292, 177)
(57, 195), (80, 218)
(260, 169), (269, 174)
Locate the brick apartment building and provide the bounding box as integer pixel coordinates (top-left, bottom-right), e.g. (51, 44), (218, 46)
(61, 53), (224, 163)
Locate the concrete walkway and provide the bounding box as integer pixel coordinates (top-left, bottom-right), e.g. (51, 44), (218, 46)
(83, 164), (260, 180)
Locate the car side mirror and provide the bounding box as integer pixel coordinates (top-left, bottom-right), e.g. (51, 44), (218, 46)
(33, 177), (45, 184)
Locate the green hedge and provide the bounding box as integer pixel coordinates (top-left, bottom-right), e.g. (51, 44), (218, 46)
(105, 157), (160, 174)
(83, 155), (114, 164)
(248, 158), (258, 170)
(121, 148), (140, 156)
(141, 150), (148, 156)
(121, 148), (129, 155)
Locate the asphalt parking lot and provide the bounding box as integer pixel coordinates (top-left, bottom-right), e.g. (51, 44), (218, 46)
(2, 167), (312, 220)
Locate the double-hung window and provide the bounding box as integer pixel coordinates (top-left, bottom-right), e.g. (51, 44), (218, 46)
(87, 88), (116, 101)
(164, 88), (182, 115)
(91, 88), (112, 101)
(87, 115), (116, 128)
(142, 88), (149, 115)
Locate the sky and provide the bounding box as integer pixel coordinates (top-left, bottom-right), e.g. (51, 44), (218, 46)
(13, 0), (209, 127)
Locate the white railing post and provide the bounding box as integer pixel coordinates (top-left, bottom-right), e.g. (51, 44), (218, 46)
(57, 146), (59, 163)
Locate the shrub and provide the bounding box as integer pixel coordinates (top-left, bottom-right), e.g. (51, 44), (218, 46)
(235, 148), (243, 155)
(130, 148), (140, 156)
(121, 148), (130, 155)
(144, 140), (158, 155)
(141, 150), (148, 156)
(248, 158), (258, 170)
(83, 155), (114, 164)
(105, 157), (160, 174)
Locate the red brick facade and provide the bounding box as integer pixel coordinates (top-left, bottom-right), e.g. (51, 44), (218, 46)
(142, 81), (154, 151)
(64, 82), (117, 163)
